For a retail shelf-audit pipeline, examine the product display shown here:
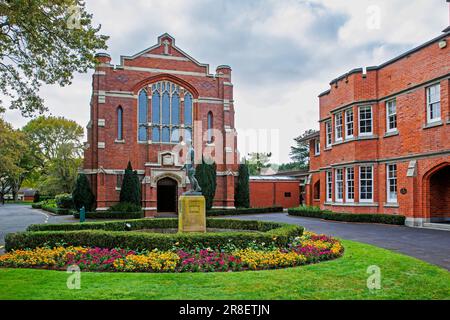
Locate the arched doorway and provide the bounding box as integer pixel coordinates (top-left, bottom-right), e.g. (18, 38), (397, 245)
(427, 164), (450, 223)
(157, 177), (178, 213)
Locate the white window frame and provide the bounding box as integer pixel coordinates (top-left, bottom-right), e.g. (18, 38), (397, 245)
(326, 171), (332, 202)
(325, 121), (332, 148)
(386, 164), (397, 203)
(358, 105), (373, 136)
(314, 138), (320, 156)
(386, 99), (397, 132)
(426, 84), (441, 124)
(346, 167), (355, 203)
(335, 168), (344, 202)
(335, 112), (343, 142)
(345, 109), (354, 138)
(359, 165), (374, 203)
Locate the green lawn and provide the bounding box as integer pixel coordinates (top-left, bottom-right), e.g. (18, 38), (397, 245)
(0, 239), (448, 300)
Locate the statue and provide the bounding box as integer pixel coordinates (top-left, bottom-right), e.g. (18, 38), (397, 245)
(181, 139), (201, 194)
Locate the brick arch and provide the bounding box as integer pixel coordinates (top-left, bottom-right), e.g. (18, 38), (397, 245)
(131, 73), (199, 98)
(422, 162), (450, 221)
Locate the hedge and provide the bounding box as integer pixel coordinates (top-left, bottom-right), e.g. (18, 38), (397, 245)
(207, 206), (284, 216)
(6, 219), (303, 252)
(41, 204), (72, 215)
(73, 211), (144, 220)
(288, 206), (405, 225)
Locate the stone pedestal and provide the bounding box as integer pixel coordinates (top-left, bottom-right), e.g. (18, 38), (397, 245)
(178, 194), (206, 233)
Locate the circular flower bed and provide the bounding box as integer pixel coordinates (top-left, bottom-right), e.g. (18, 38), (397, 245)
(0, 232), (344, 272)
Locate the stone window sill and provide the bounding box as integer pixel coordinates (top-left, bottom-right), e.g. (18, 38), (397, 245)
(114, 139), (125, 144)
(115, 187), (121, 191)
(324, 202), (379, 207)
(423, 120), (443, 129)
(384, 130), (399, 138)
(384, 202), (399, 208)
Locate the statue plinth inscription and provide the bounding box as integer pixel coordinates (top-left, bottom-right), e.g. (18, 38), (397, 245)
(178, 195), (206, 233)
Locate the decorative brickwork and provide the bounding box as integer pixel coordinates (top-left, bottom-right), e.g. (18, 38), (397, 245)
(83, 34), (238, 216)
(304, 31), (450, 227)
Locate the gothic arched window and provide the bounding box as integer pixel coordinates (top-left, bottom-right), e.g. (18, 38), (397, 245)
(207, 111), (213, 143)
(117, 106), (123, 140)
(138, 90), (148, 141)
(149, 81), (192, 144)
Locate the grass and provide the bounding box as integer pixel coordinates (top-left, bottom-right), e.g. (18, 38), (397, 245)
(0, 239), (449, 300)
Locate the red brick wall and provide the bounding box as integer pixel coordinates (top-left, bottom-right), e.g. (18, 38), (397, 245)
(83, 34), (238, 213)
(305, 32), (450, 221)
(249, 180), (300, 208)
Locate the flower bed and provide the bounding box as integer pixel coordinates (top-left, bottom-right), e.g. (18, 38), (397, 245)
(6, 219), (302, 252)
(0, 231), (343, 272)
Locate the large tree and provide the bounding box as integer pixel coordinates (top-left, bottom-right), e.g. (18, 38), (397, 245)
(0, 118), (27, 203)
(0, 0), (108, 116)
(289, 129), (317, 170)
(22, 115), (84, 195)
(246, 152), (272, 176)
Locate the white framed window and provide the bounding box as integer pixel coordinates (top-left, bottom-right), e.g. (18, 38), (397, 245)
(386, 100), (397, 132)
(325, 121), (332, 148)
(335, 168), (344, 202)
(345, 109), (354, 138)
(346, 167), (355, 202)
(359, 106), (372, 136)
(359, 165), (373, 202)
(426, 84), (440, 123)
(335, 112), (343, 141)
(326, 171), (332, 202)
(387, 164), (397, 203)
(314, 138), (320, 155)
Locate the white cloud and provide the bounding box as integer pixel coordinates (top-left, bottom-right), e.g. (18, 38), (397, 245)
(2, 0), (448, 163)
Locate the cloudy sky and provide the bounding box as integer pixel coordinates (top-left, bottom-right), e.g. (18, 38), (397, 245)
(3, 0), (448, 163)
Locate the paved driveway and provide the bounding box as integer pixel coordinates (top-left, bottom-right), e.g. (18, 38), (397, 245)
(221, 213), (450, 270)
(0, 204), (76, 252)
(0, 205), (449, 270)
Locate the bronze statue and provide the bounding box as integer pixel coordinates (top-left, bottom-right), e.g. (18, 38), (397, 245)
(182, 139), (201, 193)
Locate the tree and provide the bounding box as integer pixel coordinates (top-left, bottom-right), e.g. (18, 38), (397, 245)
(119, 161), (141, 206)
(22, 116), (84, 165)
(195, 159), (217, 210)
(289, 129), (317, 170)
(0, 118), (27, 203)
(22, 116), (84, 195)
(0, 0), (108, 116)
(235, 163), (250, 208)
(246, 152), (272, 176)
(72, 173), (95, 211)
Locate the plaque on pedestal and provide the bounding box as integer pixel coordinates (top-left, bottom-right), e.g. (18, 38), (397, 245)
(178, 195), (206, 233)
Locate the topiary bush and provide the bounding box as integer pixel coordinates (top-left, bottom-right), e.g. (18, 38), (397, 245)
(195, 158), (217, 210)
(120, 161), (141, 206)
(235, 163), (250, 208)
(72, 173), (96, 211)
(6, 219), (304, 252)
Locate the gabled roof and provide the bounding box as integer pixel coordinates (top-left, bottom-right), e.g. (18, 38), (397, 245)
(119, 33), (211, 74)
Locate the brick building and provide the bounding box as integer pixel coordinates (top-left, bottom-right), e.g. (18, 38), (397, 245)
(83, 34), (238, 216)
(302, 30), (450, 227)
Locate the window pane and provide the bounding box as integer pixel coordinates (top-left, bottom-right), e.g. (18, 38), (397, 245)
(152, 127), (160, 142)
(162, 92), (170, 125)
(184, 94), (193, 125)
(162, 127), (170, 142)
(171, 128), (180, 143)
(152, 92), (160, 124)
(138, 91), (148, 141)
(117, 107), (123, 140)
(172, 93), (180, 125)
